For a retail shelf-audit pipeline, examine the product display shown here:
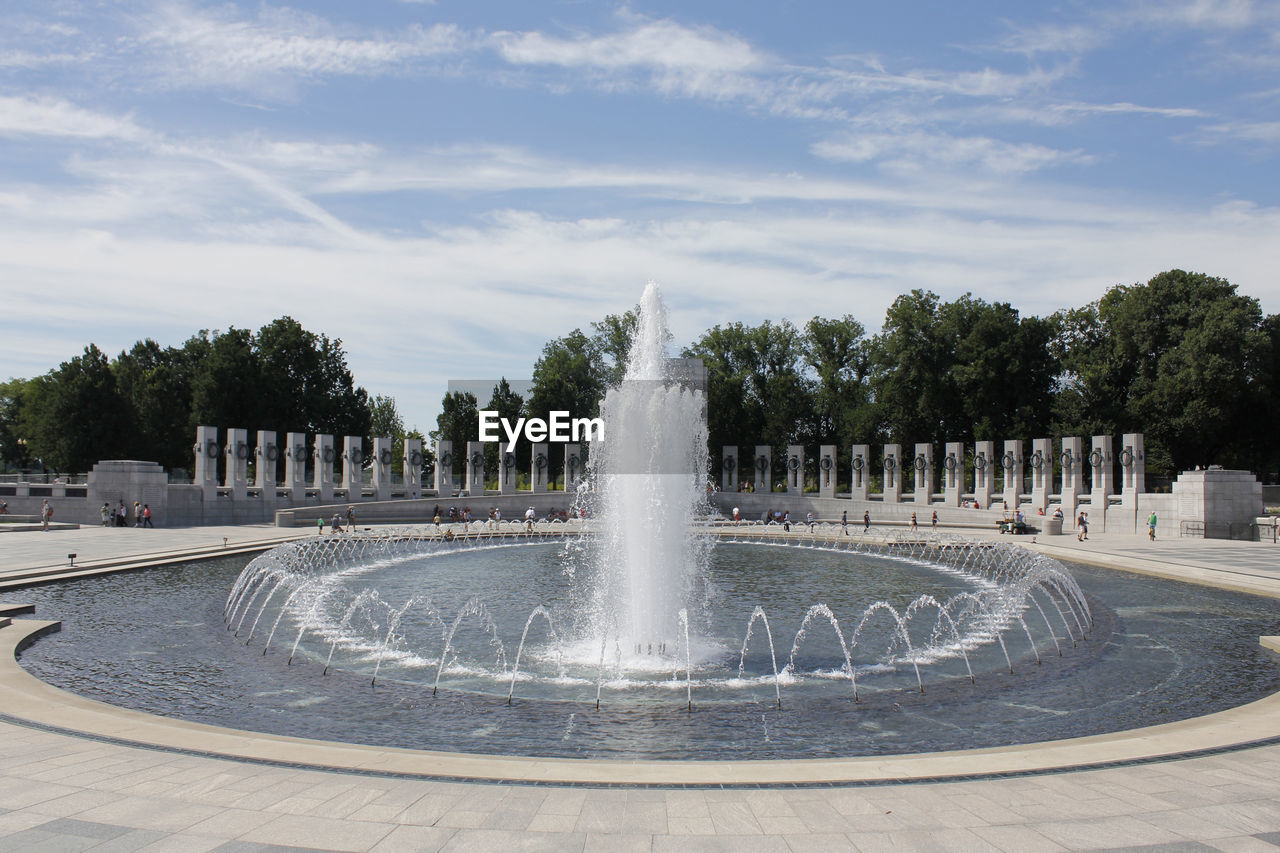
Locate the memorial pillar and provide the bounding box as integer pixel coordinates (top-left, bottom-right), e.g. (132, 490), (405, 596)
(433, 440), (453, 496)
(817, 445), (837, 499)
(942, 441), (963, 507)
(754, 445), (771, 493)
(563, 444), (583, 496)
(785, 445), (804, 494)
(850, 444), (870, 502)
(372, 437), (393, 501)
(1060, 437), (1083, 529)
(499, 448), (517, 494)
(883, 443), (902, 504)
(1121, 433), (1145, 507)
(403, 438), (423, 499)
(1000, 439), (1023, 510)
(464, 441), (485, 495)
(313, 434), (334, 503)
(1029, 437), (1051, 514)
(255, 430), (278, 506)
(913, 443), (933, 506)
(530, 443), (549, 493)
(974, 440), (995, 509)
(193, 425), (219, 502)
(342, 436), (362, 500)
(721, 446), (738, 493)
(224, 427), (249, 500)
(1089, 435), (1114, 513)
(285, 432), (307, 502)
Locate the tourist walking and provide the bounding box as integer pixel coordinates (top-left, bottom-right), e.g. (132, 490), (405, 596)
(142, 504), (153, 528)
(806, 511), (814, 531)
(100, 502), (111, 526)
(841, 510), (848, 534)
(910, 512), (918, 531)
(1077, 511), (1089, 541)
(863, 510), (870, 532)
(346, 505), (356, 530)
(732, 506), (740, 524)
(525, 506), (536, 531)
(931, 510), (938, 528)
(133, 501), (142, 527)
(40, 499), (52, 530)
(1148, 511), (1157, 541)
(317, 517), (325, 535)
(116, 501), (127, 527)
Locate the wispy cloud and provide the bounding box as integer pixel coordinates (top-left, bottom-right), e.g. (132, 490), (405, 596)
(812, 131), (1092, 174)
(132, 2), (468, 95)
(0, 95), (149, 141)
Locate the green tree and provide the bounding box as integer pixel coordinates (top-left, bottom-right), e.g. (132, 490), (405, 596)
(431, 391), (479, 482)
(112, 339), (197, 472)
(20, 345), (133, 471)
(590, 308), (641, 386)
(1052, 270), (1270, 474)
(369, 394), (406, 470)
(869, 290), (954, 444)
(483, 378), (525, 481)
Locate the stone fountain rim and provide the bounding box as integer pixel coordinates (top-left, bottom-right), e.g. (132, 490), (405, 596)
(5, 535), (1280, 787)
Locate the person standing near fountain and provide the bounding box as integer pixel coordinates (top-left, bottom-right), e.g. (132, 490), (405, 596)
(864, 510), (870, 531)
(841, 510), (848, 534)
(911, 512), (918, 531)
(1148, 511), (1157, 540)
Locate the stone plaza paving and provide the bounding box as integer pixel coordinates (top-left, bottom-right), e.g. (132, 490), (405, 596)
(1, 523), (1280, 851)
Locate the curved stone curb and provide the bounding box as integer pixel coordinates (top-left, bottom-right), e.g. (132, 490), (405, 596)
(5, 617), (1280, 787)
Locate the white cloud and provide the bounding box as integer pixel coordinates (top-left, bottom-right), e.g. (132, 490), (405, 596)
(493, 20), (763, 73)
(812, 131), (1092, 174)
(134, 2), (467, 94)
(0, 95), (148, 141)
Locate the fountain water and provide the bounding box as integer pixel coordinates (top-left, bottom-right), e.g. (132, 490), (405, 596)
(584, 282), (709, 656)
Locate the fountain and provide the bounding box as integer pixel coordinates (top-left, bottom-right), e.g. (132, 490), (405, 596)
(213, 284), (1100, 740)
(14, 283), (1280, 764)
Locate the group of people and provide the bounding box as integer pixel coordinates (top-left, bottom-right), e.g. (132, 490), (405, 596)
(99, 500), (153, 528)
(318, 505), (357, 534)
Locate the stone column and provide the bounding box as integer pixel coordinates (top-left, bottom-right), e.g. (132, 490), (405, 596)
(721, 446), (738, 493)
(883, 443), (902, 504)
(912, 443), (933, 506)
(372, 437), (393, 501)
(754, 445), (772, 493)
(530, 443), (549, 493)
(1029, 438), (1051, 514)
(224, 428), (249, 500)
(1121, 433), (1145, 506)
(255, 430), (278, 506)
(499, 448), (517, 494)
(563, 444), (583, 496)
(342, 436), (362, 500)
(1089, 435), (1114, 513)
(850, 444), (870, 501)
(285, 432), (307, 502)
(463, 441), (485, 495)
(193, 425), (219, 502)
(404, 438), (423, 499)
(313, 434), (335, 503)
(974, 440), (995, 509)
(818, 444), (837, 498)
(785, 445), (804, 493)
(1000, 439), (1023, 510)
(942, 441), (963, 506)
(433, 440), (454, 495)
(1060, 437), (1083, 528)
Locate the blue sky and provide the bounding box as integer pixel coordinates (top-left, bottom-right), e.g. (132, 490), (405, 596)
(2, 1), (1279, 432)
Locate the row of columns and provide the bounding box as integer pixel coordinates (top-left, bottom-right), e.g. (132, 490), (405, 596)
(193, 427), (424, 503)
(434, 441), (584, 496)
(721, 434), (1146, 511)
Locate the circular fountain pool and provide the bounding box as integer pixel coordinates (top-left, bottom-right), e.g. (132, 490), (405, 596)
(15, 530), (1280, 761)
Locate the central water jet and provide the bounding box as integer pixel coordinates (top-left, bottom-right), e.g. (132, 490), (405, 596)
(585, 282), (709, 656)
